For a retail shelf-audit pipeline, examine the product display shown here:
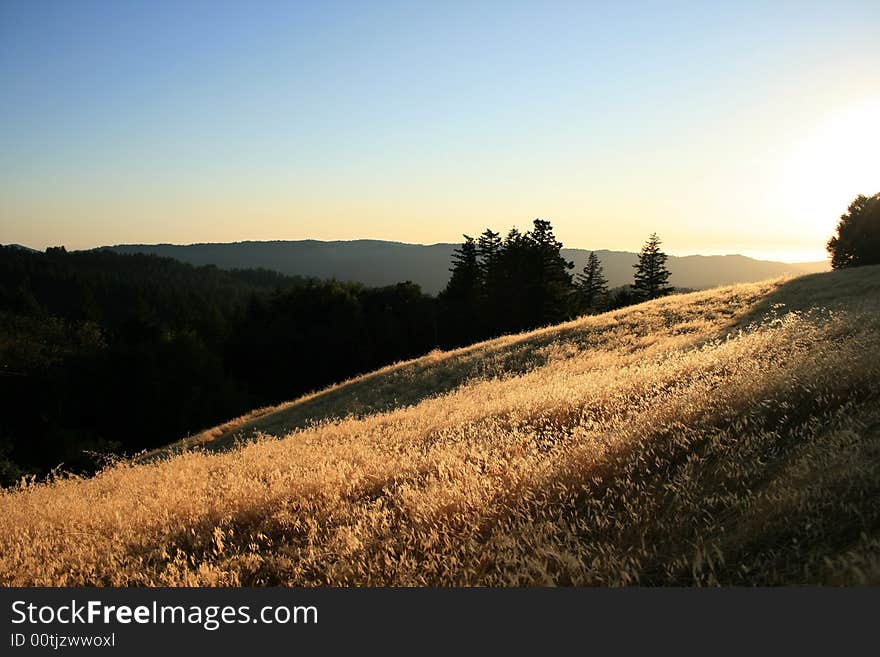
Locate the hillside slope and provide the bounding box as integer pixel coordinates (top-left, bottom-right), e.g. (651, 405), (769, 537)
(1, 266), (879, 586)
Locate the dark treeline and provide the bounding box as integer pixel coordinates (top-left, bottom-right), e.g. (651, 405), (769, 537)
(0, 222), (669, 484)
(438, 219), (671, 347)
(0, 246), (436, 484)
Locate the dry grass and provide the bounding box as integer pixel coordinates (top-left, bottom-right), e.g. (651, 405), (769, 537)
(2, 265), (879, 586)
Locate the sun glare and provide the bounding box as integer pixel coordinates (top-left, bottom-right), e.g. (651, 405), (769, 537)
(780, 97), (880, 235)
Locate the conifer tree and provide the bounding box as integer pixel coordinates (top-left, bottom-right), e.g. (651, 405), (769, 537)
(476, 228), (503, 333)
(576, 251), (608, 312)
(438, 235), (482, 345)
(633, 233), (672, 300)
(526, 218), (576, 324)
(446, 235), (481, 291)
(477, 229), (502, 279)
(490, 228), (530, 334)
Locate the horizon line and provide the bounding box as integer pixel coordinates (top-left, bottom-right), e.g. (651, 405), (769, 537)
(4, 238), (830, 265)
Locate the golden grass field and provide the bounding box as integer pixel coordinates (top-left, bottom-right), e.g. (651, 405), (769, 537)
(1, 265), (879, 586)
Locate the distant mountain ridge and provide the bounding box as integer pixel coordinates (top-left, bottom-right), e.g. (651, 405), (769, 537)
(101, 239), (829, 294)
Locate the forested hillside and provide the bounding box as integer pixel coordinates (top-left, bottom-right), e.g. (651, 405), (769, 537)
(0, 246), (436, 483)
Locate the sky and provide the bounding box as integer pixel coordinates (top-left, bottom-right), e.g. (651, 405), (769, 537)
(1, 0), (878, 261)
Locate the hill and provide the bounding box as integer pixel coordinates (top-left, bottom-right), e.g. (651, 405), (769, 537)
(0, 246), (438, 481)
(102, 240), (829, 294)
(1, 266), (878, 586)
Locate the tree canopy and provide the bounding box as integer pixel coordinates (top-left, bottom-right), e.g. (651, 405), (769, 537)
(439, 218), (578, 346)
(827, 193), (880, 269)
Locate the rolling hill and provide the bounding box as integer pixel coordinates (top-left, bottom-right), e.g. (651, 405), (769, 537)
(102, 240), (829, 294)
(1, 265), (878, 586)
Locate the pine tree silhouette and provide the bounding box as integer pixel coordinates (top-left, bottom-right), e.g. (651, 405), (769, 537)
(527, 218), (576, 325)
(477, 229), (502, 279)
(438, 235), (482, 345)
(576, 251), (609, 312)
(633, 233), (672, 300)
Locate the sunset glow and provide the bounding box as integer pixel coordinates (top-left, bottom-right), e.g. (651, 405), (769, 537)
(1, 1), (878, 261)
(778, 97), (880, 241)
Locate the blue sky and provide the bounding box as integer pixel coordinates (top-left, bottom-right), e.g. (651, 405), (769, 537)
(2, 0), (878, 260)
